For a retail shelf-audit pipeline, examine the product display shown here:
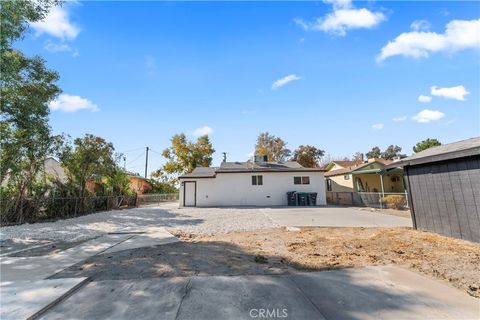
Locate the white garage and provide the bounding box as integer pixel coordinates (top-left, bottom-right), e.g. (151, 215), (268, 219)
(178, 160), (326, 207)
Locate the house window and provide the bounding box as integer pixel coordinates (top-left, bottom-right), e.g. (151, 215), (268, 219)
(344, 175), (350, 180)
(294, 176), (310, 185)
(252, 175), (263, 185)
(326, 179), (332, 191)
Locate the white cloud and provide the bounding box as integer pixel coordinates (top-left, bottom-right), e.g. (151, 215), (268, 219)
(378, 19), (480, 61)
(294, 0), (385, 36)
(412, 109), (445, 123)
(372, 123), (384, 130)
(430, 85), (469, 101)
(31, 5), (80, 40)
(272, 74), (301, 90)
(418, 95), (432, 103)
(410, 20), (431, 32)
(44, 40), (79, 57)
(192, 126), (213, 136)
(392, 116), (407, 122)
(49, 94), (99, 112)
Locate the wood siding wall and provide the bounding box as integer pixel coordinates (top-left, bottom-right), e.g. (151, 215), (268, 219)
(405, 155), (480, 243)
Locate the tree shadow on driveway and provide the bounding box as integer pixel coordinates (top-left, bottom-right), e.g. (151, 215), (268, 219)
(47, 240), (478, 320)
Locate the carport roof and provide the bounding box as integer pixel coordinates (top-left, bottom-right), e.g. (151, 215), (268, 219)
(385, 137), (480, 168)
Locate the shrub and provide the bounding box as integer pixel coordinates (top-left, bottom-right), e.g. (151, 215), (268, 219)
(382, 195), (406, 210)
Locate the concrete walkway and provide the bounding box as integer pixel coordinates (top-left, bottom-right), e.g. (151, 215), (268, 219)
(0, 234), (133, 282)
(0, 278), (88, 320)
(39, 265), (478, 320)
(262, 206), (412, 228)
(0, 228), (180, 320)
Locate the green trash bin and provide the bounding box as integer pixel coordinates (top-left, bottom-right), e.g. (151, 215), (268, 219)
(287, 191), (297, 206)
(296, 192), (309, 206)
(308, 193), (318, 206)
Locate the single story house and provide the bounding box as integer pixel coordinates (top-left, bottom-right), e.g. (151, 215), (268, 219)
(178, 160), (326, 207)
(388, 137), (480, 243)
(128, 176), (153, 194)
(324, 159), (406, 207)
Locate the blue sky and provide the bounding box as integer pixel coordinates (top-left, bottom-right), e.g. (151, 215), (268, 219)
(16, 1), (480, 174)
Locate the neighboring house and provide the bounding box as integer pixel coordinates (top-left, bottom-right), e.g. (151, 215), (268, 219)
(388, 137), (480, 243)
(42, 157), (67, 183)
(324, 159), (405, 206)
(129, 176), (152, 194)
(178, 159), (326, 207)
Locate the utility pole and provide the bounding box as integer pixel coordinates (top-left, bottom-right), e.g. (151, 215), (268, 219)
(123, 156), (126, 170)
(144, 146), (149, 178)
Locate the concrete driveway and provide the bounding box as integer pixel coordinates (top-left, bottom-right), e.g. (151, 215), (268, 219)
(262, 206), (413, 228)
(39, 265), (478, 320)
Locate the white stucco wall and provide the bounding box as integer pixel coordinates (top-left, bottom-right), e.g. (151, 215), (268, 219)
(179, 171), (326, 207)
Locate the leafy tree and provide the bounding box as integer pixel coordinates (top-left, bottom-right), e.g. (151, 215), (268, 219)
(382, 145), (405, 160)
(365, 146), (381, 159)
(103, 167), (133, 196)
(291, 145), (325, 168)
(150, 169), (178, 193)
(413, 138), (441, 153)
(1, 0), (61, 223)
(60, 134), (117, 199)
(162, 133), (215, 176)
(255, 132), (291, 162)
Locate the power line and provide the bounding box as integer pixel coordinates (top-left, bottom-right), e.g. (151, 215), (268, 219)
(126, 151), (145, 166)
(118, 147), (145, 154)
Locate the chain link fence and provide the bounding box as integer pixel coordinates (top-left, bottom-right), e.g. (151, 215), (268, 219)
(0, 194), (137, 226)
(136, 193), (179, 207)
(326, 191), (409, 209)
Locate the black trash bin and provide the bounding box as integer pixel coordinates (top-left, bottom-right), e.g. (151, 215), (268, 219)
(308, 193), (318, 206)
(287, 191), (297, 206)
(296, 192), (309, 206)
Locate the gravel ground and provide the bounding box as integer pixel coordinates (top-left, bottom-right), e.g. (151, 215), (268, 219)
(0, 203), (278, 242)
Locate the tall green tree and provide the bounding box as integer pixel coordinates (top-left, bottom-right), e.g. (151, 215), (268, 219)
(413, 138), (441, 153)
(255, 132), (291, 162)
(162, 133), (215, 176)
(365, 146), (381, 159)
(1, 0), (62, 223)
(382, 145), (405, 160)
(291, 145), (325, 168)
(60, 134), (117, 199)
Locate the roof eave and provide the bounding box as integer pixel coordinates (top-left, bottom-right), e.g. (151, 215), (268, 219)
(385, 147), (480, 168)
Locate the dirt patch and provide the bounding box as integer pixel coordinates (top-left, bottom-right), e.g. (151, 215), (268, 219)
(194, 227), (480, 298)
(51, 227), (480, 299)
(51, 240), (297, 281)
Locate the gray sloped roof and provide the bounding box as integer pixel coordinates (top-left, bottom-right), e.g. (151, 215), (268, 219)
(178, 161), (324, 179)
(217, 161), (323, 172)
(179, 167), (218, 178)
(386, 137), (480, 168)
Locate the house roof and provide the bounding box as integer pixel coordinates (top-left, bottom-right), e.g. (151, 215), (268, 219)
(385, 137), (480, 168)
(333, 160), (364, 168)
(179, 161), (324, 179)
(179, 167), (218, 178)
(325, 159), (394, 177)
